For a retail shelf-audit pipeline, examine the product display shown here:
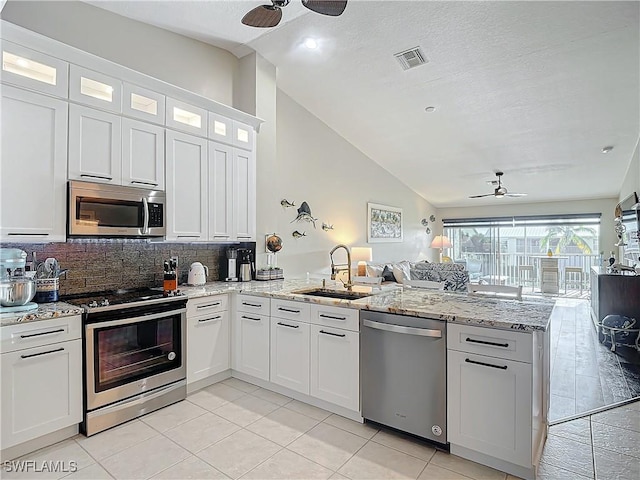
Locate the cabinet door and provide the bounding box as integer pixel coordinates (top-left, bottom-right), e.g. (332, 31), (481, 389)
(165, 97), (207, 137)
(233, 121), (255, 151)
(0, 86), (67, 242)
(208, 141), (233, 240)
(233, 312), (270, 381)
(165, 130), (208, 241)
(270, 318), (310, 394)
(310, 325), (359, 411)
(123, 83), (165, 125)
(208, 112), (233, 145)
(187, 310), (230, 384)
(1, 339), (82, 449)
(69, 64), (122, 113)
(122, 118), (165, 190)
(68, 104), (122, 185)
(448, 350), (532, 467)
(233, 148), (256, 241)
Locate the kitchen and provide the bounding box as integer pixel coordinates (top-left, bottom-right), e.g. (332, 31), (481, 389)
(1, 1), (639, 480)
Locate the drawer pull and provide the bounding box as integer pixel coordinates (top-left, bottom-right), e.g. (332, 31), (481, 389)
(277, 322), (299, 329)
(81, 174), (113, 181)
(242, 302), (262, 308)
(20, 328), (65, 339)
(197, 302), (221, 309)
(21, 347), (64, 359)
(278, 307), (300, 314)
(319, 314), (347, 321)
(8, 233), (49, 237)
(320, 330), (346, 338)
(465, 337), (509, 348)
(241, 315), (261, 322)
(198, 315), (221, 323)
(465, 358), (508, 370)
(131, 180), (158, 187)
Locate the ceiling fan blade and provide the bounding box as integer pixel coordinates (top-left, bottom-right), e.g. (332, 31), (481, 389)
(505, 193), (528, 197)
(242, 5), (282, 28)
(302, 0), (347, 16)
(468, 194), (494, 198)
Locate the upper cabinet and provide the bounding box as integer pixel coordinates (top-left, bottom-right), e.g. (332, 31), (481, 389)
(122, 83), (165, 125)
(233, 121), (255, 151)
(208, 112), (233, 145)
(69, 65), (122, 113)
(1, 40), (69, 98)
(165, 97), (207, 137)
(122, 118), (165, 190)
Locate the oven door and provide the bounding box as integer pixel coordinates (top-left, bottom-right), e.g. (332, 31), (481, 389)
(85, 307), (186, 411)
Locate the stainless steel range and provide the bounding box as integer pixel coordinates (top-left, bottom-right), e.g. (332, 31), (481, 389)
(64, 288), (187, 436)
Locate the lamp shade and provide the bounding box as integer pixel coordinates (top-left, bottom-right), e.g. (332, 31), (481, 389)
(430, 235), (452, 249)
(351, 247), (373, 263)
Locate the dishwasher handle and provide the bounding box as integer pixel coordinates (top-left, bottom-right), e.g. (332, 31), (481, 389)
(362, 319), (442, 338)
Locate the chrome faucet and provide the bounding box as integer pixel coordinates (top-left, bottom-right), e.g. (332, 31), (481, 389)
(329, 244), (352, 290)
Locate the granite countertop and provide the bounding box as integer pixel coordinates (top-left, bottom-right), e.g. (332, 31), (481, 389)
(0, 302), (83, 327)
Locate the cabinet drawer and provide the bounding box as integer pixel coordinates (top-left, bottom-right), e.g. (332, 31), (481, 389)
(1, 315), (82, 354)
(187, 294), (228, 317)
(447, 323), (532, 363)
(236, 294), (270, 314)
(271, 299), (310, 322)
(310, 304), (359, 332)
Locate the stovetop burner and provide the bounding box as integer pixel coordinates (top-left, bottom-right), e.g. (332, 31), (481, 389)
(62, 287), (184, 310)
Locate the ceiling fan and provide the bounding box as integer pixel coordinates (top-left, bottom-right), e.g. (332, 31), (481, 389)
(469, 172), (528, 199)
(242, 0), (347, 28)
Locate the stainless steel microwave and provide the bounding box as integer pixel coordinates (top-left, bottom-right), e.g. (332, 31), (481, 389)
(68, 180), (165, 238)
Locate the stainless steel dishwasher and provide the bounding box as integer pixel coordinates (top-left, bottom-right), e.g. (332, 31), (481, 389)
(361, 310), (447, 445)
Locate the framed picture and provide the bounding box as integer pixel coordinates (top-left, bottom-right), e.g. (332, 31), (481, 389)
(367, 203), (403, 243)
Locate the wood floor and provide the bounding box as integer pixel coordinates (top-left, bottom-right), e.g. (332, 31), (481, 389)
(549, 297), (640, 422)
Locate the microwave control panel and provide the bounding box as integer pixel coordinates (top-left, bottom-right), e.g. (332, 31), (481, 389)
(148, 203), (164, 227)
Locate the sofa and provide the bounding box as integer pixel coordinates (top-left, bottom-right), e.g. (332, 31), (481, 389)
(366, 261), (470, 292)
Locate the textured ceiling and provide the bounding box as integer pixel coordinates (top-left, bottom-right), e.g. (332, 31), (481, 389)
(88, 1), (640, 207)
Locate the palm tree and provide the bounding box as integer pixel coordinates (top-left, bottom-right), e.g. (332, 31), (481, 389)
(539, 226), (597, 254)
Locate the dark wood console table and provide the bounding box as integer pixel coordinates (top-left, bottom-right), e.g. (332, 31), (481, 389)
(590, 266), (640, 324)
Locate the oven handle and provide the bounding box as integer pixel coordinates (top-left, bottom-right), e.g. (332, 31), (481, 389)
(85, 307), (186, 330)
(362, 319), (442, 338)
(142, 197), (149, 235)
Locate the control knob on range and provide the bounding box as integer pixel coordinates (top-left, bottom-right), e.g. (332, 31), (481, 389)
(101, 299), (110, 307)
(88, 301), (98, 308)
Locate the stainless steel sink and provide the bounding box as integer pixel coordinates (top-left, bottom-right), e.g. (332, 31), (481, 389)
(294, 288), (372, 301)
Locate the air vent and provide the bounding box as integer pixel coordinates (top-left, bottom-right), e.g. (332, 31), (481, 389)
(394, 47), (427, 70)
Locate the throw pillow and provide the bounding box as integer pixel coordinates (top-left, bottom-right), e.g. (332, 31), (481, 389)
(381, 265), (396, 282)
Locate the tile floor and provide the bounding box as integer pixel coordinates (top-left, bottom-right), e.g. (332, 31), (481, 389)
(3, 378), (639, 480)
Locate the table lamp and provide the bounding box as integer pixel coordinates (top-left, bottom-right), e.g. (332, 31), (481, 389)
(351, 247), (373, 276)
(430, 235), (452, 262)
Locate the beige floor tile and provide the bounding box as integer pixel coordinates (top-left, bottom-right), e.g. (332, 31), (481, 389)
(187, 383), (246, 412)
(75, 419), (159, 460)
(548, 417), (592, 445)
(592, 421), (640, 458)
(594, 448), (640, 480)
(151, 455), (229, 479)
(100, 435), (190, 480)
(61, 463), (113, 480)
(591, 404), (640, 433)
(329, 474), (349, 480)
(430, 452), (506, 480)
(536, 462), (592, 480)
(324, 414), (379, 439)
(140, 400), (207, 432)
(196, 429), (281, 479)
(288, 422), (368, 471)
(538, 433), (594, 478)
(285, 400), (332, 421)
(214, 393), (280, 427)
(246, 406), (320, 446)
(370, 429), (436, 462)
(337, 441), (427, 479)
(222, 377), (260, 393)
(241, 449), (333, 479)
(3, 440), (95, 480)
(250, 387), (292, 406)
(418, 464), (473, 480)
(164, 412), (240, 453)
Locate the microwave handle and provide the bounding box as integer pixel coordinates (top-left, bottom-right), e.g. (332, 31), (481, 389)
(142, 197), (149, 234)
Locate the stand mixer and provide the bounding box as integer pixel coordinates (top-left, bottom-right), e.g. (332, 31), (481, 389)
(0, 248), (38, 314)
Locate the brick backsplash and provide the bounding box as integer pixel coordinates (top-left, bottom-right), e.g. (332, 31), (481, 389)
(3, 240), (254, 296)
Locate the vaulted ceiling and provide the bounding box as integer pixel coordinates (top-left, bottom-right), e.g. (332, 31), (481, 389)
(88, 1), (640, 207)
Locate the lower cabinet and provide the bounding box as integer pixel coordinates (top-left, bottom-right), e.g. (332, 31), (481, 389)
(1, 316), (82, 450)
(187, 295), (230, 384)
(270, 318), (310, 394)
(233, 295), (271, 381)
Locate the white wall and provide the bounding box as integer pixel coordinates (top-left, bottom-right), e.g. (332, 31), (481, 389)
(0, 0), (237, 105)
(439, 198), (619, 256)
(618, 137), (639, 203)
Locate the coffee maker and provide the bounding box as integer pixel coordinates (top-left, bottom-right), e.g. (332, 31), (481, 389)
(219, 243), (256, 281)
(224, 248), (238, 282)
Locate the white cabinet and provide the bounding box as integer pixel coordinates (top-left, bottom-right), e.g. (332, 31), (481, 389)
(166, 97), (207, 137)
(0, 86), (68, 242)
(233, 121), (255, 151)
(68, 104), (122, 185)
(165, 130), (208, 241)
(1, 316), (82, 449)
(1, 40), (69, 97)
(69, 64), (122, 113)
(123, 83), (165, 125)
(208, 112), (233, 145)
(122, 118), (165, 190)
(233, 295), (271, 381)
(233, 148), (256, 240)
(208, 141), (233, 240)
(310, 325), (359, 411)
(270, 318), (310, 394)
(187, 295), (230, 385)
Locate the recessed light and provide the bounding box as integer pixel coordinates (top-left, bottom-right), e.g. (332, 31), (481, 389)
(425, 106), (436, 113)
(601, 146), (614, 154)
(303, 38), (318, 49)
